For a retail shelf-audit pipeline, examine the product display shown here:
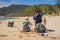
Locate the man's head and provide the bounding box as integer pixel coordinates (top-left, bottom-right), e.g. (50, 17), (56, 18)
(34, 10), (39, 16)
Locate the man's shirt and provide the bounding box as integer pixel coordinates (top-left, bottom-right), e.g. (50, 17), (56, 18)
(33, 13), (43, 24)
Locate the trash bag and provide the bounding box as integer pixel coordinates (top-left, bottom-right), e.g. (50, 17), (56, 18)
(8, 22), (14, 27)
(23, 25), (30, 32)
(36, 23), (46, 33)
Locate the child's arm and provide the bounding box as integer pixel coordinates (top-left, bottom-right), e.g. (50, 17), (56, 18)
(23, 22), (26, 25)
(28, 22), (33, 27)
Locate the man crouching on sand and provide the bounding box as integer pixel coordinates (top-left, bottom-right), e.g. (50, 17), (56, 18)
(33, 10), (46, 33)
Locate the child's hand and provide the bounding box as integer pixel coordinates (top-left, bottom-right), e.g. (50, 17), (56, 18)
(29, 23), (32, 27)
(30, 23), (32, 25)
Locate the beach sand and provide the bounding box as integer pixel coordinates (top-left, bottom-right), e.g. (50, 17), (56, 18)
(0, 16), (60, 40)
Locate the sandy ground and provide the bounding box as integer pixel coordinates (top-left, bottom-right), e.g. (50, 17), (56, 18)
(0, 16), (60, 40)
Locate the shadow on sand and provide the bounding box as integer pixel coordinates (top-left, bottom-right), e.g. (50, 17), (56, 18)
(47, 29), (55, 32)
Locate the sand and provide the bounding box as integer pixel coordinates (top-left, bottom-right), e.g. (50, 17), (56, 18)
(0, 16), (60, 40)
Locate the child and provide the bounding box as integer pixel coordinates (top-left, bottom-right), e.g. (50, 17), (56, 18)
(23, 17), (32, 32)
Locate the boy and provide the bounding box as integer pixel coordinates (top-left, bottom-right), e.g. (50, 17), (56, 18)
(23, 17), (32, 32)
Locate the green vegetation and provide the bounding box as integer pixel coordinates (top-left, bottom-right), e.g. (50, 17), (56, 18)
(0, 4), (60, 17)
(19, 4), (60, 16)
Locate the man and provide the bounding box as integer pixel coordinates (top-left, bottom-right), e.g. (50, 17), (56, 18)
(33, 10), (46, 33)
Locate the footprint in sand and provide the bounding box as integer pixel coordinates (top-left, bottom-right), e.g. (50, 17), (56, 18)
(33, 35), (36, 37)
(26, 34), (30, 37)
(18, 28), (20, 30)
(0, 35), (8, 37)
(32, 34), (37, 37)
(59, 37), (60, 39)
(13, 34), (16, 36)
(49, 36), (56, 39)
(25, 32), (31, 34)
(19, 35), (22, 38)
(0, 22), (1, 24)
(24, 32), (28, 34)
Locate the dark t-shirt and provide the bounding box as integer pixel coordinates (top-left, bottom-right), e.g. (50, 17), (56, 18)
(33, 13), (43, 24)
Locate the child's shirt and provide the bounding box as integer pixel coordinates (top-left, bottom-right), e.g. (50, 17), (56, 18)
(23, 21), (31, 25)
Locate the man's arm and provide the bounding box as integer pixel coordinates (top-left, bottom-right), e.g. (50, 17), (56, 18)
(42, 15), (46, 25)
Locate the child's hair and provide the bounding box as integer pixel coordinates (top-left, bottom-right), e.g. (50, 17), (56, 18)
(25, 17), (29, 20)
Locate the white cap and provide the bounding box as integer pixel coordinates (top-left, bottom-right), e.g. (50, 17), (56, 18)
(25, 17), (28, 19)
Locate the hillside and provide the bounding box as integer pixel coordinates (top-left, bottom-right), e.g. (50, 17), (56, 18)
(0, 4), (31, 16)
